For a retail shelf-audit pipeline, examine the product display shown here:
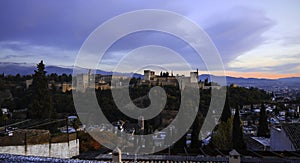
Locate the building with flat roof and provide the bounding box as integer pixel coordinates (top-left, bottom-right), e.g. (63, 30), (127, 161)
(144, 70), (155, 81)
(190, 69), (199, 83)
(76, 74), (89, 92)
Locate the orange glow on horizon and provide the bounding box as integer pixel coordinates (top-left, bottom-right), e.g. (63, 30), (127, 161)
(152, 70), (300, 79)
(224, 71), (300, 79)
(196, 70), (300, 79)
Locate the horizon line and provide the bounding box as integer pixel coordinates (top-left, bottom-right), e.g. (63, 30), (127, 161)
(1, 61), (300, 80)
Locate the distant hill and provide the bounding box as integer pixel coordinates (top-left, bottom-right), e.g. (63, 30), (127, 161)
(0, 62), (36, 75)
(0, 62), (143, 78)
(0, 62), (299, 90)
(199, 74), (300, 90)
(0, 62), (72, 75)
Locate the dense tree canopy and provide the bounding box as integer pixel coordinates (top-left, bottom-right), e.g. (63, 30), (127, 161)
(28, 61), (56, 119)
(0, 62), (276, 152)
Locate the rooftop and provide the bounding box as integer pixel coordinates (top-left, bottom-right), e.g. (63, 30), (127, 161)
(282, 123), (300, 151)
(251, 137), (270, 147)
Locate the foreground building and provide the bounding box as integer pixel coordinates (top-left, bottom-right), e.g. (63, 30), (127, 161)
(271, 123), (300, 151)
(0, 129), (79, 158)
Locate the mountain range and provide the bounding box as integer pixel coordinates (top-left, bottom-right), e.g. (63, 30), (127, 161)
(0, 62), (142, 78)
(1, 62), (299, 90)
(198, 74), (300, 90)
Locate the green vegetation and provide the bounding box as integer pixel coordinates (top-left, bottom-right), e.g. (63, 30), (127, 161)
(28, 61), (56, 119)
(211, 97), (233, 150)
(211, 118), (232, 150)
(220, 97), (232, 123)
(257, 103), (269, 137)
(228, 86), (271, 106)
(0, 61), (275, 153)
(232, 105), (246, 152)
(210, 86), (269, 152)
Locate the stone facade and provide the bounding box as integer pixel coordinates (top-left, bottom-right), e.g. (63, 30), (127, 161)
(0, 139), (79, 158)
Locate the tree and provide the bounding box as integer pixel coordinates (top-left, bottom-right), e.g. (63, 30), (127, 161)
(2, 99), (15, 110)
(0, 78), (6, 90)
(211, 95), (233, 150)
(257, 103), (269, 137)
(191, 113), (203, 148)
(48, 73), (58, 82)
(174, 133), (187, 152)
(0, 109), (3, 126)
(28, 60), (56, 119)
(211, 118), (232, 150)
(232, 105), (246, 152)
(220, 96), (231, 122)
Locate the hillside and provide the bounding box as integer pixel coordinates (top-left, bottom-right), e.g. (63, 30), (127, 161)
(1, 62), (299, 90)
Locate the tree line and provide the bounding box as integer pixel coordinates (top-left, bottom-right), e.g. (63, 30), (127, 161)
(0, 61), (272, 153)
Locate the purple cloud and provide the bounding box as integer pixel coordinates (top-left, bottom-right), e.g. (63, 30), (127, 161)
(230, 62), (300, 74)
(205, 7), (276, 64)
(0, 0), (173, 50)
(0, 1), (285, 74)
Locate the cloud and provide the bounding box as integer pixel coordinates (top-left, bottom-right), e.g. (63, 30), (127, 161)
(106, 45), (193, 73)
(0, 41), (76, 66)
(0, 2), (275, 65)
(266, 63), (300, 74)
(205, 7), (276, 64)
(1, 1), (298, 77)
(87, 7), (276, 69)
(0, 0), (177, 50)
(229, 61), (300, 74)
(95, 31), (204, 71)
(0, 55), (18, 60)
(95, 6), (277, 71)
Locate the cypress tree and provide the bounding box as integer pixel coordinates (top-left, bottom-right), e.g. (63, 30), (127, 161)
(0, 108), (3, 126)
(232, 105), (246, 151)
(211, 95), (233, 150)
(257, 103), (269, 137)
(220, 96), (231, 122)
(28, 60), (56, 119)
(191, 113), (202, 148)
(211, 118), (232, 150)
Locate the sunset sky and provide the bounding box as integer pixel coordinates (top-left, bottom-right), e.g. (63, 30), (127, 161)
(1, 1), (300, 79)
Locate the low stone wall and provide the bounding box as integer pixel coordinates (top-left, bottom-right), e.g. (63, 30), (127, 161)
(0, 139), (79, 158)
(0, 145), (25, 156)
(27, 143), (49, 157)
(0, 153), (98, 163)
(50, 139), (79, 158)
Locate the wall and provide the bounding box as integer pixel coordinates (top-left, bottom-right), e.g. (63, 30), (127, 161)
(0, 139), (79, 158)
(0, 146), (25, 156)
(26, 144), (49, 157)
(50, 139), (79, 158)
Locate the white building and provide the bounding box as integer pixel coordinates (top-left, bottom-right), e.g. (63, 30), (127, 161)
(190, 69), (199, 83)
(25, 79), (33, 89)
(144, 70), (155, 81)
(76, 74), (89, 92)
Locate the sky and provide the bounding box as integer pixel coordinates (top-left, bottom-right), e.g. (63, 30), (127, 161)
(0, 0), (300, 79)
